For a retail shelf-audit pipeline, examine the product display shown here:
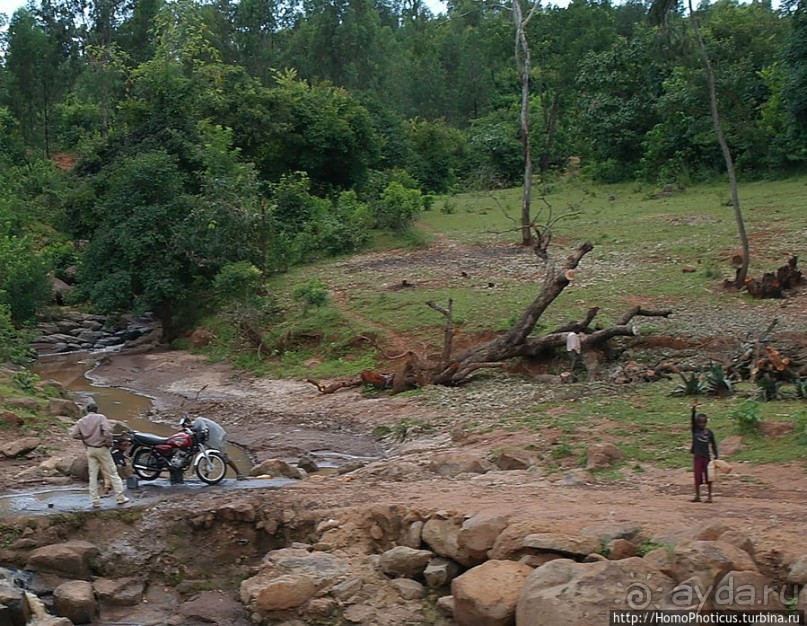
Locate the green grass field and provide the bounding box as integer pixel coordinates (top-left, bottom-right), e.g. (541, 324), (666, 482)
(204, 175), (807, 471)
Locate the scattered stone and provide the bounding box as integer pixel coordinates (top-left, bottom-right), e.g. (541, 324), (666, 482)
(1, 437), (42, 459)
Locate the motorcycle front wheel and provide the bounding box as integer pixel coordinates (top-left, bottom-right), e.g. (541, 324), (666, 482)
(132, 449), (162, 480)
(195, 451), (226, 485)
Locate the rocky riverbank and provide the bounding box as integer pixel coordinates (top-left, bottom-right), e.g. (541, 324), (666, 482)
(2, 346), (807, 625)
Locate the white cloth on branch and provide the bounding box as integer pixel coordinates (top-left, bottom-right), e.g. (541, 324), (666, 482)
(566, 332), (581, 354)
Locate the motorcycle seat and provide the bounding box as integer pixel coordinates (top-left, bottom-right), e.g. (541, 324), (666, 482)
(131, 431), (173, 446)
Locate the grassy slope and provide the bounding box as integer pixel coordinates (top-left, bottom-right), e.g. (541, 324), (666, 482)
(209, 176), (807, 472)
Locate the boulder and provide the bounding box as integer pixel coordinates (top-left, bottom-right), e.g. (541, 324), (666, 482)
(671, 540), (757, 588)
(93, 577), (145, 606)
(250, 459), (303, 480)
(46, 399), (81, 418)
(252, 574), (316, 611)
(1, 437), (42, 459)
(52, 580), (97, 624)
(712, 570), (785, 612)
(424, 556), (463, 589)
(390, 578), (426, 600)
(240, 548), (351, 619)
(423, 514), (482, 567)
(607, 538), (638, 560)
(457, 512), (509, 564)
(585, 443), (625, 470)
(0, 581), (31, 626)
(378, 546), (433, 578)
(25, 541), (100, 580)
(516, 557), (676, 626)
(786, 555), (807, 586)
(491, 448), (536, 471)
(427, 451), (492, 477)
(521, 532), (602, 558)
(452, 559), (534, 626)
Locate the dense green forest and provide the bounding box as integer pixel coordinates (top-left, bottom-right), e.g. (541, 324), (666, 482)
(1, 0), (806, 364)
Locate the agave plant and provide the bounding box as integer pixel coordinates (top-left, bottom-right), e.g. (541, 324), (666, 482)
(670, 371), (707, 397)
(794, 378), (807, 400)
(754, 373), (789, 402)
(703, 362), (733, 397)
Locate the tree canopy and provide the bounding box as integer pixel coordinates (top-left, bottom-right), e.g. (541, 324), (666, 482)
(0, 0), (803, 342)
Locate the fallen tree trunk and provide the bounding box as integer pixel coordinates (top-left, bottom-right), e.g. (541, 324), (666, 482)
(428, 242), (594, 384)
(309, 241), (673, 394)
(419, 243), (672, 386)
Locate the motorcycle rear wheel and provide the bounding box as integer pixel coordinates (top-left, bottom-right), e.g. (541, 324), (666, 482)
(132, 449), (162, 481)
(195, 451), (226, 485)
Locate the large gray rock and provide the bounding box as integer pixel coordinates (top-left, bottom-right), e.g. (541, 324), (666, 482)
(1, 437), (42, 459)
(670, 540), (757, 588)
(0, 581), (31, 626)
(25, 541), (100, 580)
(516, 557), (676, 626)
(378, 546), (433, 578)
(53, 579), (97, 624)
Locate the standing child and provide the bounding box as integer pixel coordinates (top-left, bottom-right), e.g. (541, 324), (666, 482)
(690, 400), (719, 503)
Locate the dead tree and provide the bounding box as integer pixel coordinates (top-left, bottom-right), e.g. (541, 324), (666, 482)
(308, 241), (672, 395)
(416, 242), (671, 386)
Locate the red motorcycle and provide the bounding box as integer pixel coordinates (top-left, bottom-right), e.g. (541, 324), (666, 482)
(129, 424), (227, 485)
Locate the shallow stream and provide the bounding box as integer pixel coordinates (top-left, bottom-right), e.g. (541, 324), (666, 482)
(31, 351), (254, 476)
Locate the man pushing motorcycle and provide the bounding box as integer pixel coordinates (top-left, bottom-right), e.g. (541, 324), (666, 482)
(181, 415), (248, 480)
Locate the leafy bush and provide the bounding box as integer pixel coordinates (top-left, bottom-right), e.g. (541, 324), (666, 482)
(0, 304), (34, 365)
(373, 182), (423, 232)
(0, 232), (52, 325)
(214, 262), (263, 305)
(731, 400), (762, 433)
(293, 280), (329, 311)
(670, 364), (733, 397)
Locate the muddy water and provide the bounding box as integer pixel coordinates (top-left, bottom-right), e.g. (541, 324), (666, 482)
(33, 352), (253, 474)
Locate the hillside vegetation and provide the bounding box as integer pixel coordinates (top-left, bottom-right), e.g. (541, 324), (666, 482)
(182, 176), (806, 472)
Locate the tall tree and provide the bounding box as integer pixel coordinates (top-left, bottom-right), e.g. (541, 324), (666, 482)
(4, 10), (62, 155)
(781, 0), (807, 156)
(512, 0), (539, 246)
(650, 0), (749, 288)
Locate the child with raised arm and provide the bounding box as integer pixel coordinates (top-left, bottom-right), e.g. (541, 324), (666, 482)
(690, 400), (719, 503)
